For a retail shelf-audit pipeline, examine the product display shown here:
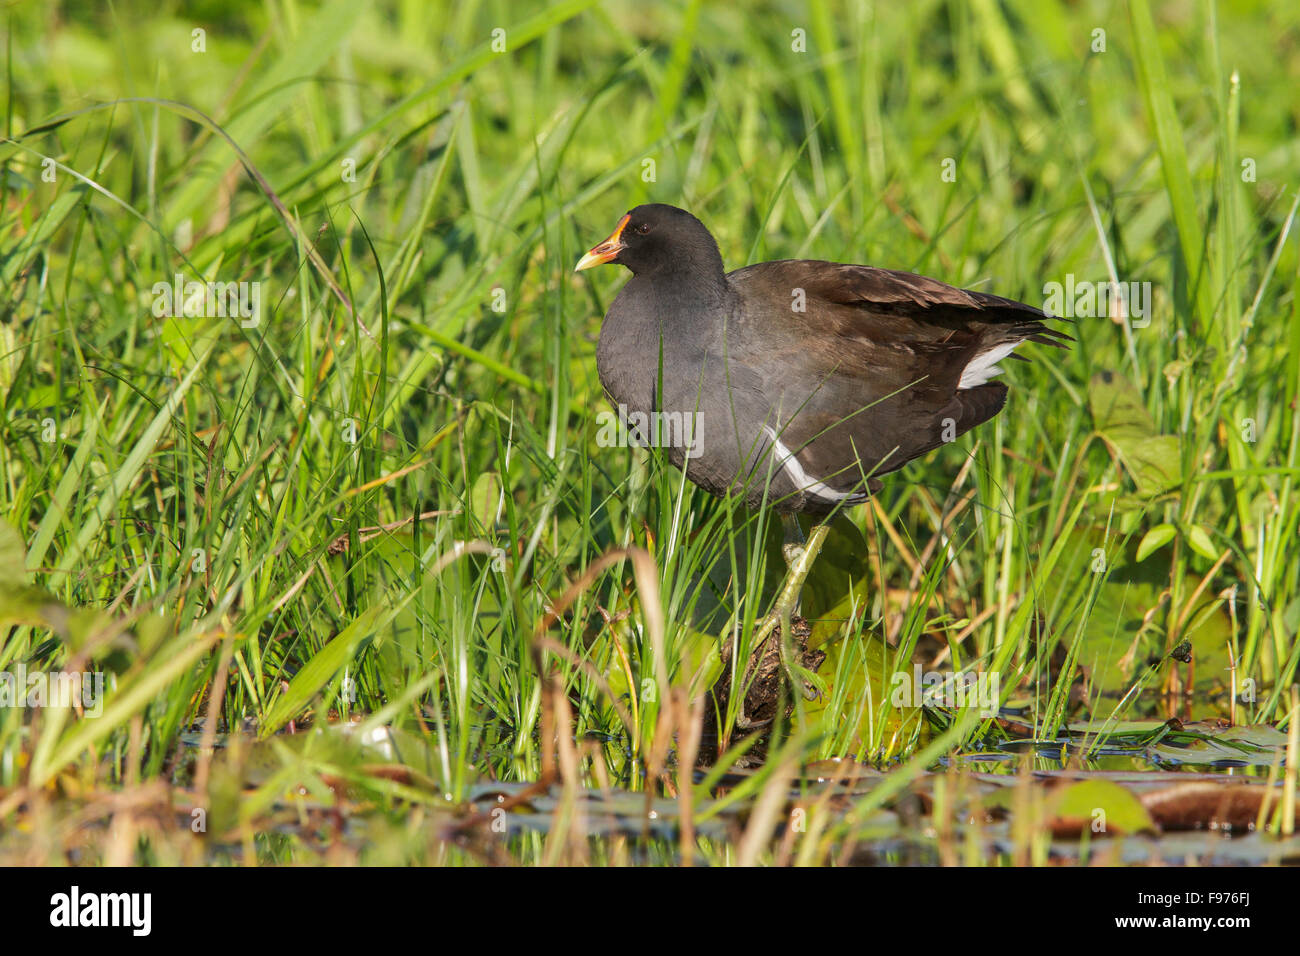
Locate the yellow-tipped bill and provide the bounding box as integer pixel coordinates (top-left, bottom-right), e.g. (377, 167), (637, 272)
(574, 214), (631, 271)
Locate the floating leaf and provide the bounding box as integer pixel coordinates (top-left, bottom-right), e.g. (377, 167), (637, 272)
(1147, 736), (1265, 768)
(1047, 779), (1157, 837)
(1064, 718), (1173, 740)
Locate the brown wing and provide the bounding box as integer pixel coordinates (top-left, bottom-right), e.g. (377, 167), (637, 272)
(725, 260), (1068, 512)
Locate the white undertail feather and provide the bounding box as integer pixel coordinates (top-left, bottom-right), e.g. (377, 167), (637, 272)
(763, 427), (870, 506)
(958, 340), (1021, 389)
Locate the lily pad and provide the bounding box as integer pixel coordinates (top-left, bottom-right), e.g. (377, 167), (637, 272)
(1047, 779), (1158, 837)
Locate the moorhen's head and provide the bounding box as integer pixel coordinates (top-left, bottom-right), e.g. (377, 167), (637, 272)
(575, 203), (724, 279)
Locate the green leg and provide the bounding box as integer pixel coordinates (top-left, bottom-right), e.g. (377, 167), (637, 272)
(767, 518), (828, 697)
(758, 518), (829, 642)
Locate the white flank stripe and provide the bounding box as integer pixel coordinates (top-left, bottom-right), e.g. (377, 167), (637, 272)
(763, 427), (869, 505)
(959, 340), (1021, 389)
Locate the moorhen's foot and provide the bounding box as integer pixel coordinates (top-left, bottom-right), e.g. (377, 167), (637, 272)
(711, 614), (823, 730)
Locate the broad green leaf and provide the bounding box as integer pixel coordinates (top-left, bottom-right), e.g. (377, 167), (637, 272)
(1088, 370), (1180, 497)
(260, 606), (382, 737)
(1049, 779), (1157, 836)
(1136, 523), (1177, 562)
(469, 471), (501, 528)
(1183, 523), (1219, 561)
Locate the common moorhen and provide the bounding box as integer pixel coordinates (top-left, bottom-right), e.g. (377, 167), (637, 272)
(576, 203), (1067, 517)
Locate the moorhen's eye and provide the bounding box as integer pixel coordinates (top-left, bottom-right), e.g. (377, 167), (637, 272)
(635, 222), (652, 235)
